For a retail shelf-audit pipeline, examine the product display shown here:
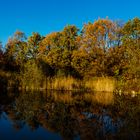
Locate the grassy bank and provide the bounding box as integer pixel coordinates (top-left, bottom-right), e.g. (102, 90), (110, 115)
(1, 70), (140, 93)
(41, 76), (116, 92)
(85, 77), (116, 92)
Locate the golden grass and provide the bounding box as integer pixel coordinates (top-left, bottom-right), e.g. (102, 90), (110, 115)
(45, 76), (83, 91)
(42, 76), (116, 92)
(85, 77), (116, 92)
(0, 70), (116, 92)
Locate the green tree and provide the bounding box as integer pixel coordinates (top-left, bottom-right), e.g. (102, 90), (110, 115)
(45, 48), (72, 76)
(6, 31), (27, 66)
(27, 32), (44, 59)
(60, 25), (79, 51)
(122, 17), (140, 44)
(19, 60), (43, 89)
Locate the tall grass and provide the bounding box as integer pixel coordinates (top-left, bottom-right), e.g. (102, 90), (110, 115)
(42, 76), (116, 92)
(20, 74), (116, 92)
(85, 77), (116, 92)
(45, 76), (83, 91)
(1, 69), (116, 92)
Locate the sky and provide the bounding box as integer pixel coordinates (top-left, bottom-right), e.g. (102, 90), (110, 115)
(0, 0), (140, 45)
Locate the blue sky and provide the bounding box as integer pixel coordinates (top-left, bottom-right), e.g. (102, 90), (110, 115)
(0, 0), (140, 45)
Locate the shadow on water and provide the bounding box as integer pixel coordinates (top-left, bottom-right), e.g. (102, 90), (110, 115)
(0, 89), (140, 140)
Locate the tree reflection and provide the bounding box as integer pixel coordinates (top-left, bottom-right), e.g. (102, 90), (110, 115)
(0, 90), (140, 140)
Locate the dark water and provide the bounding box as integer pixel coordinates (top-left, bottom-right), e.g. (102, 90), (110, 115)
(0, 90), (140, 140)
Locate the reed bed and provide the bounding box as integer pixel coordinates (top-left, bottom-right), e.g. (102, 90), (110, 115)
(0, 70), (117, 92)
(45, 76), (83, 91)
(85, 77), (116, 92)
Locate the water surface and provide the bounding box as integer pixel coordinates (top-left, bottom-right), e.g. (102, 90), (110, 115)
(0, 90), (140, 140)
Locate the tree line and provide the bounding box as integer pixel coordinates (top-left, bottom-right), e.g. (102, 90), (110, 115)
(0, 17), (140, 91)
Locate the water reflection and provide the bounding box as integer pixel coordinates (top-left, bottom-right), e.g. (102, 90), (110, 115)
(0, 90), (140, 140)
(84, 92), (114, 105)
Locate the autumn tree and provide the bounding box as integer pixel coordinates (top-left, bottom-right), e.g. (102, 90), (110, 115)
(39, 32), (61, 55)
(39, 25), (79, 77)
(90, 47), (107, 76)
(81, 18), (117, 52)
(122, 17), (140, 80)
(1, 18), (140, 90)
(71, 49), (91, 77)
(106, 46), (128, 77)
(45, 48), (72, 76)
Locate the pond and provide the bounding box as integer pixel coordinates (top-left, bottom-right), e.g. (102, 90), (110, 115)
(0, 90), (140, 140)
